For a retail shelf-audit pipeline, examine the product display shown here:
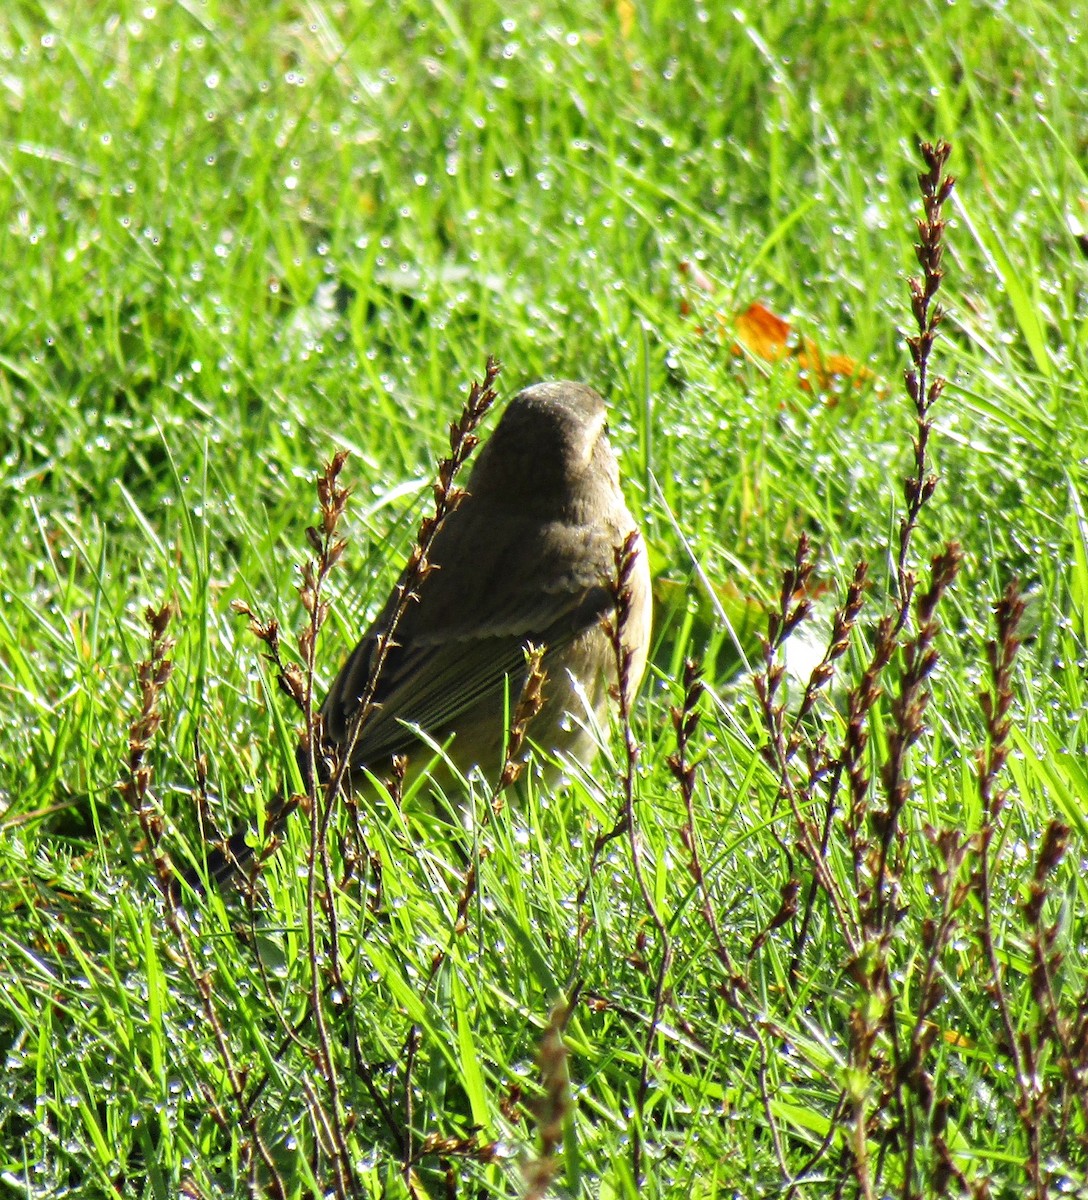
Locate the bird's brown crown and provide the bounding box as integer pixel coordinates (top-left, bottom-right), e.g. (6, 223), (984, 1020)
(468, 381), (616, 517)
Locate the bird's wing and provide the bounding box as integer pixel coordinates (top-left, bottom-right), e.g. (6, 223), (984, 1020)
(319, 504), (621, 770)
(334, 582), (612, 769)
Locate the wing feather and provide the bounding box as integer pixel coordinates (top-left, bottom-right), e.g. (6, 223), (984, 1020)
(319, 494), (622, 771)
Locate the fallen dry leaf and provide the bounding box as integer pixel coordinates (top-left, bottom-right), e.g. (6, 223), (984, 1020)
(734, 302), (881, 402)
(678, 262), (884, 403)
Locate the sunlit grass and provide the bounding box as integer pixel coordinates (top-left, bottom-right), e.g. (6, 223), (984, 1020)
(2, 1), (1087, 1196)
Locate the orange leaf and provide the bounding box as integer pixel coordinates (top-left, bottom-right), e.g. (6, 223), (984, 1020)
(734, 302), (794, 363)
(733, 302), (882, 402)
(676, 262), (885, 402)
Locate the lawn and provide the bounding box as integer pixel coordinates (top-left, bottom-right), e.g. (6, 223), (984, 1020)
(2, 1), (1087, 1196)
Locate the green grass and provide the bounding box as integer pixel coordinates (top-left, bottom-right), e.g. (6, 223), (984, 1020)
(2, 1), (1088, 1196)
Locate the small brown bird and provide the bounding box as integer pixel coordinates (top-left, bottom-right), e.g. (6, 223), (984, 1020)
(316, 379), (652, 794)
(187, 381), (650, 892)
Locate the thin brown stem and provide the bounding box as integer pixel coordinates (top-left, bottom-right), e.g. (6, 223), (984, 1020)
(895, 139), (954, 634)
